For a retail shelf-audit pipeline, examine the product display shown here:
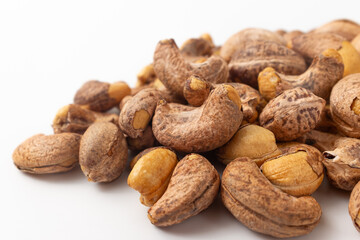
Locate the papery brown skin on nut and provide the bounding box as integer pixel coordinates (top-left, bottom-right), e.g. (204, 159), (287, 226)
(221, 157), (322, 238)
(152, 84), (243, 152)
(52, 104), (119, 134)
(153, 39), (228, 98)
(330, 73), (360, 138)
(79, 122), (128, 183)
(312, 19), (360, 41)
(349, 181), (360, 232)
(74, 80), (131, 112)
(13, 133), (81, 174)
(258, 48), (344, 101)
(262, 142), (324, 196)
(127, 125), (157, 152)
(148, 153), (220, 227)
(228, 40), (307, 89)
(220, 28), (286, 62)
(259, 87), (326, 141)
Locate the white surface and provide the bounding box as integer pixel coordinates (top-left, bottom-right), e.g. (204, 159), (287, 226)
(1, 0), (359, 239)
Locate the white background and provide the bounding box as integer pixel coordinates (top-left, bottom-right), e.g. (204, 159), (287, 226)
(1, 0), (360, 239)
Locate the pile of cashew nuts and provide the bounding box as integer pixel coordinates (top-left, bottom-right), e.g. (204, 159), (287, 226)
(12, 19), (360, 238)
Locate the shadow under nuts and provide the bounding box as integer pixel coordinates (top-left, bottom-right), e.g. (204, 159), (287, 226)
(79, 122), (128, 183)
(262, 143), (324, 196)
(259, 87), (325, 141)
(128, 147), (178, 207)
(221, 157), (322, 238)
(12, 133), (81, 174)
(148, 153), (220, 227)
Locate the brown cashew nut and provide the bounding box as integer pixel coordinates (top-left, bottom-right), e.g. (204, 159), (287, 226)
(119, 88), (183, 138)
(180, 34), (214, 57)
(152, 84), (243, 152)
(288, 32), (360, 76)
(221, 157), (322, 238)
(262, 142), (324, 197)
(183, 75), (212, 107)
(52, 104), (119, 134)
(79, 122), (128, 183)
(330, 73), (360, 138)
(153, 39), (228, 98)
(349, 181), (360, 232)
(126, 125), (157, 152)
(312, 19), (360, 41)
(228, 40), (307, 89)
(258, 48), (344, 101)
(148, 153), (220, 227)
(259, 87), (326, 141)
(13, 133), (81, 174)
(74, 80), (131, 112)
(220, 28), (286, 62)
(217, 124), (281, 166)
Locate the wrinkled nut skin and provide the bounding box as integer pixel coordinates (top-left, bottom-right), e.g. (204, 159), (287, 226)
(313, 19), (360, 41)
(262, 143), (324, 196)
(127, 125), (157, 152)
(220, 28), (286, 62)
(330, 73), (360, 138)
(217, 125), (281, 166)
(79, 122), (128, 183)
(152, 85), (243, 152)
(323, 137), (360, 191)
(221, 157), (322, 238)
(229, 40), (307, 89)
(258, 49), (344, 101)
(52, 104), (119, 134)
(119, 88), (183, 139)
(349, 181), (360, 232)
(259, 87), (326, 141)
(128, 147), (178, 207)
(74, 80), (131, 112)
(13, 133), (81, 174)
(153, 39), (228, 98)
(148, 154), (220, 227)
(180, 37), (214, 57)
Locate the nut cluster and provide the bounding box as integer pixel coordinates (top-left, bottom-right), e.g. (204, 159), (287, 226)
(12, 18), (360, 238)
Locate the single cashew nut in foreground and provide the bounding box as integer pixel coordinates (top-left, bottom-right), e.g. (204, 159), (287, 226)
(152, 84), (243, 152)
(153, 39), (228, 98)
(228, 40), (307, 89)
(52, 104), (119, 134)
(262, 142), (324, 196)
(258, 48), (344, 101)
(220, 28), (286, 62)
(221, 157), (322, 238)
(349, 181), (360, 232)
(217, 124), (281, 166)
(148, 153), (220, 227)
(74, 80), (131, 112)
(330, 73), (360, 138)
(128, 147), (178, 207)
(12, 133), (81, 174)
(259, 87), (326, 141)
(79, 122), (128, 183)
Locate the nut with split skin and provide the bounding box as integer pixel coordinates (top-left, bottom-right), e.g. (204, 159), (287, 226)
(258, 48), (344, 101)
(128, 147), (178, 207)
(217, 124), (281, 166)
(153, 39), (228, 98)
(79, 122), (128, 183)
(74, 80), (131, 112)
(262, 142), (324, 197)
(126, 125), (157, 152)
(259, 87), (326, 141)
(152, 84), (243, 153)
(12, 133), (81, 174)
(349, 181), (360, 232)
(180, 33), (215, 58)
(148, 153), (220, 227)
(52, 104), (119, 134)
(221, 157), (322, 238)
